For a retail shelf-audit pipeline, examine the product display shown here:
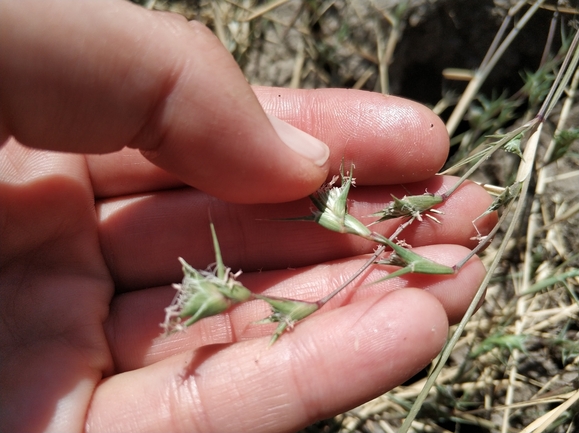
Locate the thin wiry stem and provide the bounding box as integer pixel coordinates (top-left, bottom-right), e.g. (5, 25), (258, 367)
(538, 28), (579, 121)
(539, 9), (559, 67)
(441, 122), (534, 199)
(452, 201), (515, 272)
(318, 245), (385, 305)
(399, 122), (541, 432)
(318, 217), (415, 305)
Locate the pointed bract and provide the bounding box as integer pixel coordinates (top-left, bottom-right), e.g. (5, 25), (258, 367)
(255, 295), (320, 345)
(376, 249), (454, 275)
(161, 225), (252, 336)
(485, 181), (522, 214)
(369, 193), (443, 225)
(309, 165), (372, 238)
(371, 233), (454, 283)
(503, 133), (524, 158)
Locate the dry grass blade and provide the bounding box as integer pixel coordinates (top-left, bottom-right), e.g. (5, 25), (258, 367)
(446, 0), (546, 136)
(241, 0), (291, 22)
(519, 390), (579, 433)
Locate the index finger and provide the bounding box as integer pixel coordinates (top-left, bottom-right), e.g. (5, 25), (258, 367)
(87, 88), (450, 197)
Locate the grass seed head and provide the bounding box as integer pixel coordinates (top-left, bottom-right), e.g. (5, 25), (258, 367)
(255, 295), (320, 345)
(503, 133), (524, 158)
(161, 257), (251, 336)
(376, 246), (455, 276)
(369, 193), (443, 225)
(309, 165), (372, 238)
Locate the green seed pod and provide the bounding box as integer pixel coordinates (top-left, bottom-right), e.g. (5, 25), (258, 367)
(178, 279), (233, 326)
(371, 233), (455, 283)
(255, 295), (320, 345)
(369, 193), (443, 225)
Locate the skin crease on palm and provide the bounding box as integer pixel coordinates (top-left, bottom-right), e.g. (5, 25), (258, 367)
(0, 1), (497, 433)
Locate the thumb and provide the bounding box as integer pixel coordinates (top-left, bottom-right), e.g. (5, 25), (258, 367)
(0, 0), (329, 203)
(131, 18), (331, 204)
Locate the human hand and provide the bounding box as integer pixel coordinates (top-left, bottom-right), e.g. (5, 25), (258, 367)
(0, 1), (496, 432)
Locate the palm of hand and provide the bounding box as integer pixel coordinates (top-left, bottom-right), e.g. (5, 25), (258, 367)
(1, 146), (112, 431)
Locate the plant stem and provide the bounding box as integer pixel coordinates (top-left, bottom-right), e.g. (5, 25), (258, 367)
(537, 28), (579, 121)
(318, 217), (415, 305)
(441, 123), (534, 199)
(452, 199), (516, 272)
(399, 141), (538, 432)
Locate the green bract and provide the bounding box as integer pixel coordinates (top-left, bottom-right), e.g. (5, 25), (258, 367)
(485, 181), (522, 214)
(309, 166), (372, 238)
(369, 193), (443, 225)
(255, 295), (320, 345)
(503, 133), (524, 158)
(160, 224), (251, 336)
(372, 233), (455, 281)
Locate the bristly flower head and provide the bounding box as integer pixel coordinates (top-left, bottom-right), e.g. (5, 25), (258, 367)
(371, 233), (454, 282)
(161, 224), (251, 336)
(309, 164), (372, 238)
(471, 181), (522, 241)
(503, 133), (524, 159)
(255, 295), (320, 345)
(368, 192), (444, 226)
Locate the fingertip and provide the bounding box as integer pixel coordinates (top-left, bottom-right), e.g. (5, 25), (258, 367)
(427, 251), (487, 325)
(260, 288), (449, 426)
(392, 244), (487, 325)
(345, 288), (450, 368)
(254, 88), (450, 184)
(351, 95), (450, 183)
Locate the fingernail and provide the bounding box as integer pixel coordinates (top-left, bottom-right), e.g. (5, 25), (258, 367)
(267, 114), (330, 167)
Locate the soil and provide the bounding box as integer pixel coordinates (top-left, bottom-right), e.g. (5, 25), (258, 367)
(239, 0), (553, 102)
